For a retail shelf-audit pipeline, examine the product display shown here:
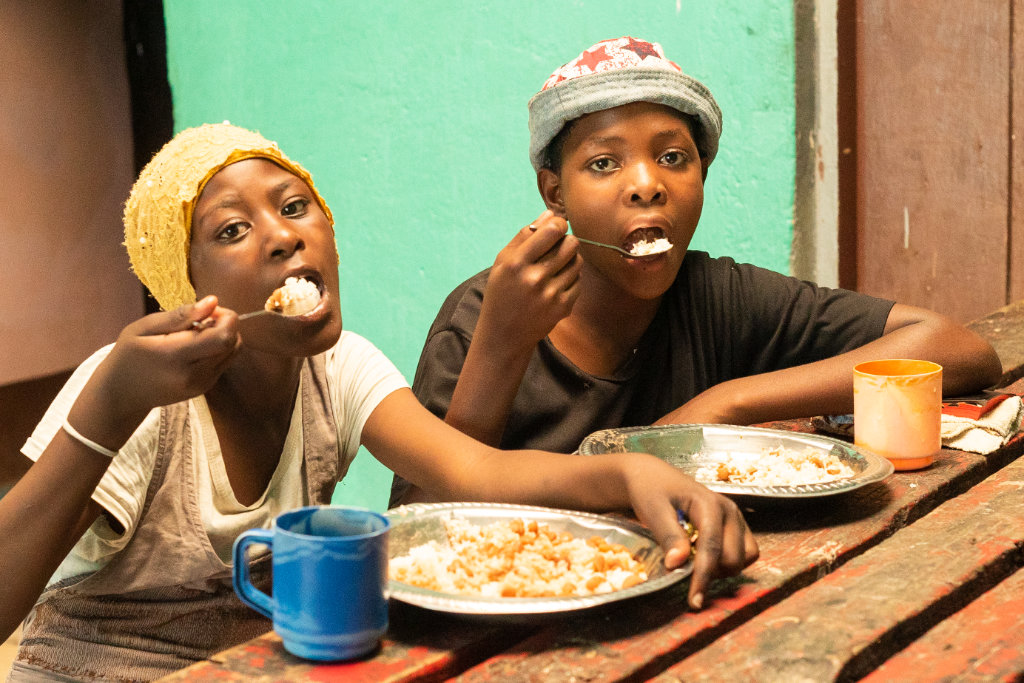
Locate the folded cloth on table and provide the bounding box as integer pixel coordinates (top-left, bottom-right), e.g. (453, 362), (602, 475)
(941, 394), (1023, 454)
(811, 393), (1024, 455)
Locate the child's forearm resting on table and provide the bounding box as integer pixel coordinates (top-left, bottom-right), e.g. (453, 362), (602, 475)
(657, 304), (1002, 426)
(364, 389), (758, 611)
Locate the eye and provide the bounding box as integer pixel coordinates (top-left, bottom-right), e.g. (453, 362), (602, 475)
(216, 221), (249, 242)
(659, 150), (688, 166)
(587, 157), (619, 173)
(282, 197), (310, 217)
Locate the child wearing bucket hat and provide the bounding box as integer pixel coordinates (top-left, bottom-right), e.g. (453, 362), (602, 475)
(393, 37), (1000, 498)
(0, 121), (756, 681)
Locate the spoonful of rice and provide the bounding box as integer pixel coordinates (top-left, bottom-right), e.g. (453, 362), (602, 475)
(619, 235), (674, 257)
(191, 277), (321, 330)
(261, 276), (321, 317)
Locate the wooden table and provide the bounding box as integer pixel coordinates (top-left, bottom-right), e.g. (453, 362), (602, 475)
(160, 412), (1024, 682)
(161, 307), (1024, 682)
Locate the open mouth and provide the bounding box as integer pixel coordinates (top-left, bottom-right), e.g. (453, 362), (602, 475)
(265, 274), (324, 317)
(622, 228), (673, 258)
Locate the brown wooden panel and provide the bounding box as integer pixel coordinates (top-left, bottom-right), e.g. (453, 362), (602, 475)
(855, 0), (1010, 323)
(0, 371), (70, 496)
(1010, 0), (1024, 300)
(0, 1), (144, 384)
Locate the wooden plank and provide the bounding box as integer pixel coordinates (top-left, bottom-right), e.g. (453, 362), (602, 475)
(652, 452), (1024, 682)
(157, 611), (531, 682)
(436, 436), (1024, 683)
(966, 298), (1024, 386)
(854, 0), (1010, 323)
(862, 567), (1024, 682)
(1010, 0), (1024, 302)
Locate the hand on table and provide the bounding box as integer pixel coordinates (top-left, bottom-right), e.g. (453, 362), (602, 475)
(622, 453), (759, 610)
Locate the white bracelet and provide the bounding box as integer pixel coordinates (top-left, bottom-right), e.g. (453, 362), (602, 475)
(62, 418), (119, 458)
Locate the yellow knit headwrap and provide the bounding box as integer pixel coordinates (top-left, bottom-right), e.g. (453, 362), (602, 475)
(123, 122), (334, 311)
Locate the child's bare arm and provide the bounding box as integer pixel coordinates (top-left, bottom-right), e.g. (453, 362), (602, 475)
(397, 213), (580, 505)
(444, 210), (581, 445)
(0, 443), (117, 640)
(365, 388), (758, 610)
(657, 303), (1002, 426)
(0, 297), (239, 640)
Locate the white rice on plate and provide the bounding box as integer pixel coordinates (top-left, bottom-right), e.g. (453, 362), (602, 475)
(389, 517), (648, 598)
(696, 445), (855, 487)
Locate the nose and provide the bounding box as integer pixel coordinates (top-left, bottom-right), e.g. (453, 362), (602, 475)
(626, 161), (665, 205)
(264, 214), (305, 260)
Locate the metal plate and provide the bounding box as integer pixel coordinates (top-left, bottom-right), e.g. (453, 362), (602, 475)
(578, 424), (894, 499)
(384, 502), (690, 619)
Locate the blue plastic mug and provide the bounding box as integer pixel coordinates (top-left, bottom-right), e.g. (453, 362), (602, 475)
(232, 505), (390, 661)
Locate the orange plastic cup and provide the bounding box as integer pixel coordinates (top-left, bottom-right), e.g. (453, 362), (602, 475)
(853, 359), (942, 470)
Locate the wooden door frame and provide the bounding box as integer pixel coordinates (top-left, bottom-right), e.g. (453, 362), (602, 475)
(124, 0), (173, 313)
(826, 0), (1021, 317)
(793, 0), (842, 288)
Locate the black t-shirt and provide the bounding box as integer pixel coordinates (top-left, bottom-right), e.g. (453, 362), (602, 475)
(391, 251), (894, 504)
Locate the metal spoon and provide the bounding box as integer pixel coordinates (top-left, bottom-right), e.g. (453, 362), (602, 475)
(190, 308), (276, 331)
(529, 225), (672, 257)
(578, 235), (674, 257)
(191, 278), (321, 330)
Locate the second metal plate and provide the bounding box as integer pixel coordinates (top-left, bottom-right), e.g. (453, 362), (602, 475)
(578, 424), (894, 499)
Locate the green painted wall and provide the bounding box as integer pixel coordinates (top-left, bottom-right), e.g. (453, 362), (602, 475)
(162, 0), (795, 511)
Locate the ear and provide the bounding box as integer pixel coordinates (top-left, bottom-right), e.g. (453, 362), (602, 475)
(536, 169), (566, 217)
(700, 156), (711, 182)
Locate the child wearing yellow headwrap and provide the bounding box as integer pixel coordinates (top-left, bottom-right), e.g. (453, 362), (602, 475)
(123, 122), (334, 312)
(0, 123), (756, 681)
